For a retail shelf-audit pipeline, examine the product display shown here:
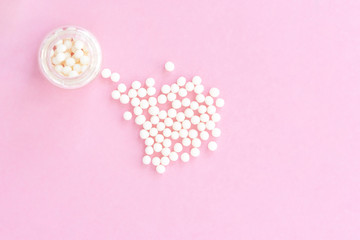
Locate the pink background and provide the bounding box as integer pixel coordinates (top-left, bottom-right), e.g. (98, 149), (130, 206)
(1, 0), (360, 239)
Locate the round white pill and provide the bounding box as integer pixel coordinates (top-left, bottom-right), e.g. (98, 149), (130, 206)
(155, 134), (164, 143)
(207, 105), (217, 115)
(65, 57), (75, 67)
(185, 82), (195, 92)
(190, 101), (199, 110)
(161, 157), (170, 166)
(179, 129), (188, 138)
(145, 137), (154, 146)
(165, 61), (175, 72)
(163, 138), (172, 148)
(198, 105), (207, 114)
(118, 83), (127, 93)
(140, 129), (149, 139)
(172, 121), (182, 131)
(194, 85), (204, 94)
(152, 157), (161, 166)
(212, 113), (221, 122)
(56, 44), (67, 53)
(143, 155), (151, 165)
(169, 152), (178, 161)
(145, 146), (154, 155)
(216, 98), (225, 108)
(135, 115), (146, 125)
(56, 53), (66, 63)
(143, 121), (152, 130)
(190, 148), (200, 157)
(101, 68), (111, 78)
(150, 128), (159, 137)
(123, 111), (132, 120)
(197, 122), (206, 132)
(200, 113), (210, 123)
(167, 108), (177, 118)
(167, 92), (177, 102)
(200, 131), (209, 141)
(177, 76), (186, 86)
(131, 98), (140, 107)
(74, 40), (84, 49)
(150, 116), (160, 125)
(137, 88), (147, 98)
(191, 115), (201, 125)
(149, 106), (160, 116)
(74, 49), (84, 59)
(161, 84), (171, 94)
(146, 77), (155, 87)
(120, 94), (130, 104)
(171, 83), (179, 93)
(208, 141), (218, 151)
(178, 88), (187, 97)
(128, 89), (137, 98)
(206, 120), (216, 130)
(153, 143), (163, 152)
(182, 120), (191, 130)
(162, 147), (171, 156)
(140, 99), (149, 109)
(163, 128), (172, 138)
(182, 98), (191, 107)
(188, 129), (198, 139)
(110, 73), (120, 82)
(192, 76), (202, 85)
(205, 96), (214, 105)
(176, 112), (186, 122)
(158, 110), (167, 120)
(182, 138), (191, 147)
(147, 87), (156, 96)
(132, 81), (141, 90)
(196, 94), (205, 103)
(171, 131), (179, 140)
(164, 118), (174, 127)
(174, 143), (183, 152)
(157, 122), (166, 132)
(181, 153), (190, 162)
(172, 100), (182, 109)
(184, 108), (194, 118)
(192, 138), (201, 148)
(134, 106), (143, 116)
(209, 87), (220, 97)
(148, 97), (157, 106)
(158, 94), (167, 104)
(156, 165), (166, 174)
(111, 90), (120, 100)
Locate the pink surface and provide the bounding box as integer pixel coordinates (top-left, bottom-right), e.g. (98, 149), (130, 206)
(1, 0), (360, 239)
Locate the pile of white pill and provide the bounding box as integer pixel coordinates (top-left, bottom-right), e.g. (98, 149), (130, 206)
(50, 39), (90, 78)
(102, 62), (224, 174)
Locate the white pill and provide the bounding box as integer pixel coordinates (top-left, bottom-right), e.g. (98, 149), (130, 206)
(171, 83), (179, 93)
(167, 108), (177, 118)
(150, 116), (160, 125)
(156, 122), (166, 132)
(161, 84), (171, 94)
(167, 92), (177, 102)
(181, 153), (190, 162)
(140, 99), (149, 109)
(145, 137), (154, 146)
(131, 98), (140, 107)
(190, 148), (200, 157)
(176, 112), (186, 122)
(142, 155), (151, 165)
(145, 146), (154, 155)
(152, 157), (161, 166)
(158, 94), (167, 104)
(208, 141), (218, 151)
(161, 157), (170, 166)
(140, 129), (149, 139)
(216, 98), (225, 108)
(74, 40), (84, 49)
(190, 101), (199, 110)
(111, 90), (121, 100)
(123, 111), (132, 120)
(197, 122), (206, 132)
(172, 100), (182, 109)
(138, 88), (147, 98)
(132, 81), (141, 90)
(196, 94), (205, 103)
(205, 96), (214, 105)
(163, 128), (172, 138)
(155, 134), (164, 143)
(135, 115), (146, 125)
(172, 121), (182, 131)
(206, 120), (216, 130)
(147, 87), (156, 96)
(212, 113), (221, 122)
(120, 94), (130, 104)
(146, 77), (155, 87)
(153, 143), (163, 152)
(158, 110), (167, 120)
(192, 138), (201, 148)
(56, 44), (67, 53)
(200, 113), (210, 122)
(192, 76), (202, 85)
(194, 85), (204, 94)
(56, 53), (66, 63)
(182, 138), (191, 147)
(127, 89), (137, 99)
(182, 120), (191, 130)
(134, 106), (143, 116)
(179, 129), (188, 138)
(177, 76), (186, 86)
(200, 131), (209, 141)
(164, 118), (173, 127)
(212, 128), (221, 137)
(174, 143), (183, 152)
(64, 39), (72, 49)
(191, 115), (200, 125)
(150, 128), (158, 137)
(162, 147), (171, 156)
(74, 49), (84, 59)
(178, 88), (187, 97)
(184, 108), (194, 118)
(169, 152), (178, 161)
(118, 83), (127, 93)
(185, 81), (195, 92)
(156, 165), (166, 174)
(171, 131), (179, 140)
(210, 87), (220, 97)
(148, 106), (159, 116)
(64, 52), (71, 59)
(64, 66), (76, 75)
(207, 105), (217, 115)
(102, 69), (111, 78)
(69, 71), (79, 78)
(163, 139), (172, 148)
(182, 98), (191, 107)
(65, 57), (75, 67)
(143, 121), (152, 130)
(165, 61), (175, 72)
(148, 97), (157, 106)
(80, 56), (90, 65)
(198, 105), (207, 114)
(73, 64), (81, 73)
(189, 129), (198, 138)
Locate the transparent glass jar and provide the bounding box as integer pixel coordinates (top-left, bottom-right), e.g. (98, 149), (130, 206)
(39, 26), (102, 89)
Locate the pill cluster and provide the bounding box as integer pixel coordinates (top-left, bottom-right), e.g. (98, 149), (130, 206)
(102, 63), (224, 174)
(50, 39), (90, 78)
